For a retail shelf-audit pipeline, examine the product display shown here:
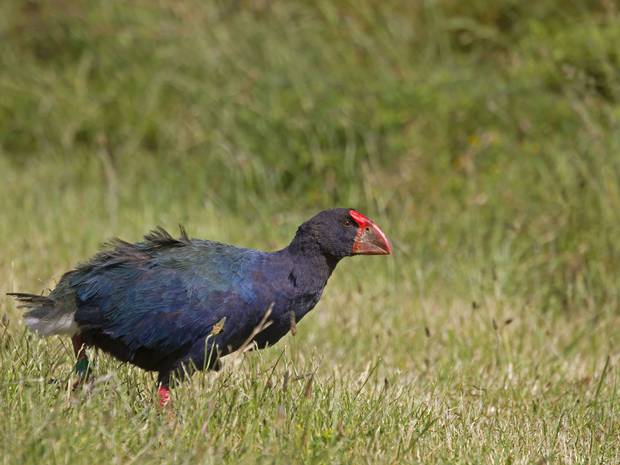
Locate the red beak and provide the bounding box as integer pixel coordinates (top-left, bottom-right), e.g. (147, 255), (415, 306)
(349, 210), (392, 255)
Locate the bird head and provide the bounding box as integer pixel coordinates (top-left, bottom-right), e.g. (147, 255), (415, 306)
(296, 208), (392, 259)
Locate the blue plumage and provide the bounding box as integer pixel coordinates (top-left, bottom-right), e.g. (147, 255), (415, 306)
(10, 209), (392, 395)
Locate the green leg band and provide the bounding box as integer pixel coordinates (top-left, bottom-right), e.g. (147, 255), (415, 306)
(75, 358), (90, 377)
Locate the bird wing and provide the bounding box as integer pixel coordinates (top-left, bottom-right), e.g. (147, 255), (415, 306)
(64, 230), (263, 356)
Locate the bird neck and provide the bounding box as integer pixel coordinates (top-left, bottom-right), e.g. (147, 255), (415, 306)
(285, 229), (340, 287)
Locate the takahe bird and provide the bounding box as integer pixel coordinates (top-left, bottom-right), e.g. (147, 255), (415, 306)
(9, 208), (391, 406)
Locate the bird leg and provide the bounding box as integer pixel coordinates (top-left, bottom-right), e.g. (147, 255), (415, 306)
(71, 335), (91, 385)
(157, 385), (171, 408)
(156, 371), (172, 408)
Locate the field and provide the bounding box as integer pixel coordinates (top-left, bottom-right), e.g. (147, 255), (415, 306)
(1, 1), (620, 463)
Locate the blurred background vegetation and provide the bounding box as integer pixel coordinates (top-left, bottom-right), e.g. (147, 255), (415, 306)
(1, 0), (620, 316)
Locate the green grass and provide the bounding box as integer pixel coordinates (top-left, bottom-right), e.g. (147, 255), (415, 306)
(1, 0), (619, 463)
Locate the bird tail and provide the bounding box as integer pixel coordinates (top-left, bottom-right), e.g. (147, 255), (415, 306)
(7, 292), (78, 336)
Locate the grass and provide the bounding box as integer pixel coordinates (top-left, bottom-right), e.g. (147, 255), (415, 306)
(1, 0), (619, 463)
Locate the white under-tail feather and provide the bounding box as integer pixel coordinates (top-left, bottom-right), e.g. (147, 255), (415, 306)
(24, 312), (78, 336)
(8, 292), (78, 336)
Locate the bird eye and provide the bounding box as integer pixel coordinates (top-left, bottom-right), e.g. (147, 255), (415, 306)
(344, 219), (353, 226)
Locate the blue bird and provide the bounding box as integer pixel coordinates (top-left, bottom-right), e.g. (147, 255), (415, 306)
(9, 208), (391, 406)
